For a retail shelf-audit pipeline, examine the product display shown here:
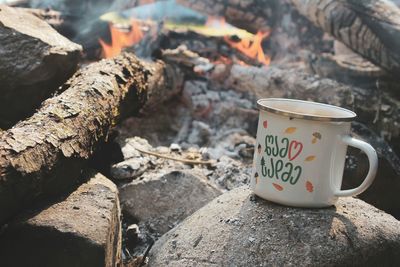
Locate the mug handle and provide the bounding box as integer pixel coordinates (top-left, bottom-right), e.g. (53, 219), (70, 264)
(334, 135), (378, 197)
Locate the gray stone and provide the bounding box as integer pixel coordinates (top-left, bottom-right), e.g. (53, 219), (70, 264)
(149, 187), (400, 266)
(110, 157), (149, 180)
(119, 170), (222, 235)
(120, 136), (153, 159)
(170, 143), (182, 152)
(0, 172), (121, 267)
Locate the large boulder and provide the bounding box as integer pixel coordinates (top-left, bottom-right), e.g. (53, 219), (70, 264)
(149, 186), (400, 266)
(0, 172), (121, 267)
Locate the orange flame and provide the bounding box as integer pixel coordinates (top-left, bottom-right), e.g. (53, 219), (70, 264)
(99, 19), (144, 58)
(225, 30), (271, 65)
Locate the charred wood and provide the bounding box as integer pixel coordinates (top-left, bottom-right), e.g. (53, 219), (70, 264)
(0, 5), (82, 128)
(0, 52), (184, 225)
(290, 0), (400, 75)
(176, 0), (277, 33)
(176, 0), (333, 61)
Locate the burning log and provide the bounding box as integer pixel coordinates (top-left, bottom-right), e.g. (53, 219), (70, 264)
(176, 0), (332, 62)
(176, 0), (277, 33)
(0, 51), (185, 225)
(0, 5), (82, 128)
(290, 0), (400, 75)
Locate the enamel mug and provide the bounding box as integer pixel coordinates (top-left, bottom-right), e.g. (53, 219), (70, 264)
(251, 98), (378, 207)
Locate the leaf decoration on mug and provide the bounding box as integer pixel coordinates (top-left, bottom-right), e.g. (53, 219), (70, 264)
(257, 144), (262, 154)
(284, 127), (297, 134)
(312, 132), (322, 144)
(306, 181), (314, 192)
(263, 120), (268, 128)
(305, 155), (316, 162)
(272, 183), (284, 191)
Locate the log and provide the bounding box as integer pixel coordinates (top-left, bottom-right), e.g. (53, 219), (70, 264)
(0, 52), (184, 225)
(307, 41), (400, 91)
(176, 0), (333, 61)
(0, 5), (82, 128)
(0, 171), (122, 267)
(290, 0), (400, 75)
(176, 0), (277, 33)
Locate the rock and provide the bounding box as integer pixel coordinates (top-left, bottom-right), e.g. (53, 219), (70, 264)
(119, 137), (153, 159)
(110, 157), (150, 180)
(0, 172), (122, 267)
(0, 5), (82, 128)
(170, 143), (182, 152)
(149, 187), (400, 266)
(119, 170), (222, 235)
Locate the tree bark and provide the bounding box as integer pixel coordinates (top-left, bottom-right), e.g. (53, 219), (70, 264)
(0, 52), (184, 225)
(290, 0), (400, 75)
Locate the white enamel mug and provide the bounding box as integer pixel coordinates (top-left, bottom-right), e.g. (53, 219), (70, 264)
(251, 98), (378, 208)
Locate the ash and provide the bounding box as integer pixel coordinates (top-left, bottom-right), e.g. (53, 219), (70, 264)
(115, 78), (258, 190)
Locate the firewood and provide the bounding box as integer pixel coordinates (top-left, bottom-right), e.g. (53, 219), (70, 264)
(0, 5), (82, 128)
(0, 52), (185, 225)
(176, 0), (332, 61)
(290, 0), (400, 75)
(176, 0), (277, 33)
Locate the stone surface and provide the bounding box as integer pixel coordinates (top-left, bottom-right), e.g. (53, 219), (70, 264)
(149, 187), (400, 266)
(0, 5), (82, 127)
(119, 170), (222, 235)
(0, 172), (122, 267)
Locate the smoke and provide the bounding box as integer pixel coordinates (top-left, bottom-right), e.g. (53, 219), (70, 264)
(122, 0), (204, 23)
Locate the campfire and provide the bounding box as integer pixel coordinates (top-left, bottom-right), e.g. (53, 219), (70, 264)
(0, 0), (400, 266)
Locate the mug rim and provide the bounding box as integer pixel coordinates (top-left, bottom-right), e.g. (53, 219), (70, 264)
(257, 98), (357, 122)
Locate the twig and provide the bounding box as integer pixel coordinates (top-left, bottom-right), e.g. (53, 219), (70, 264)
(134, 146), (216, 165)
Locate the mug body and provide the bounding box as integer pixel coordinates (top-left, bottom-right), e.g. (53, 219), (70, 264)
(251, 99), (355, 207)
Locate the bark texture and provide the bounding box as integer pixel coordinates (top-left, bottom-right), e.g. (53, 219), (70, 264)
(290, 0), (400, 75)
(0, 5), (82, 128)
(0, 52), (183, 225)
